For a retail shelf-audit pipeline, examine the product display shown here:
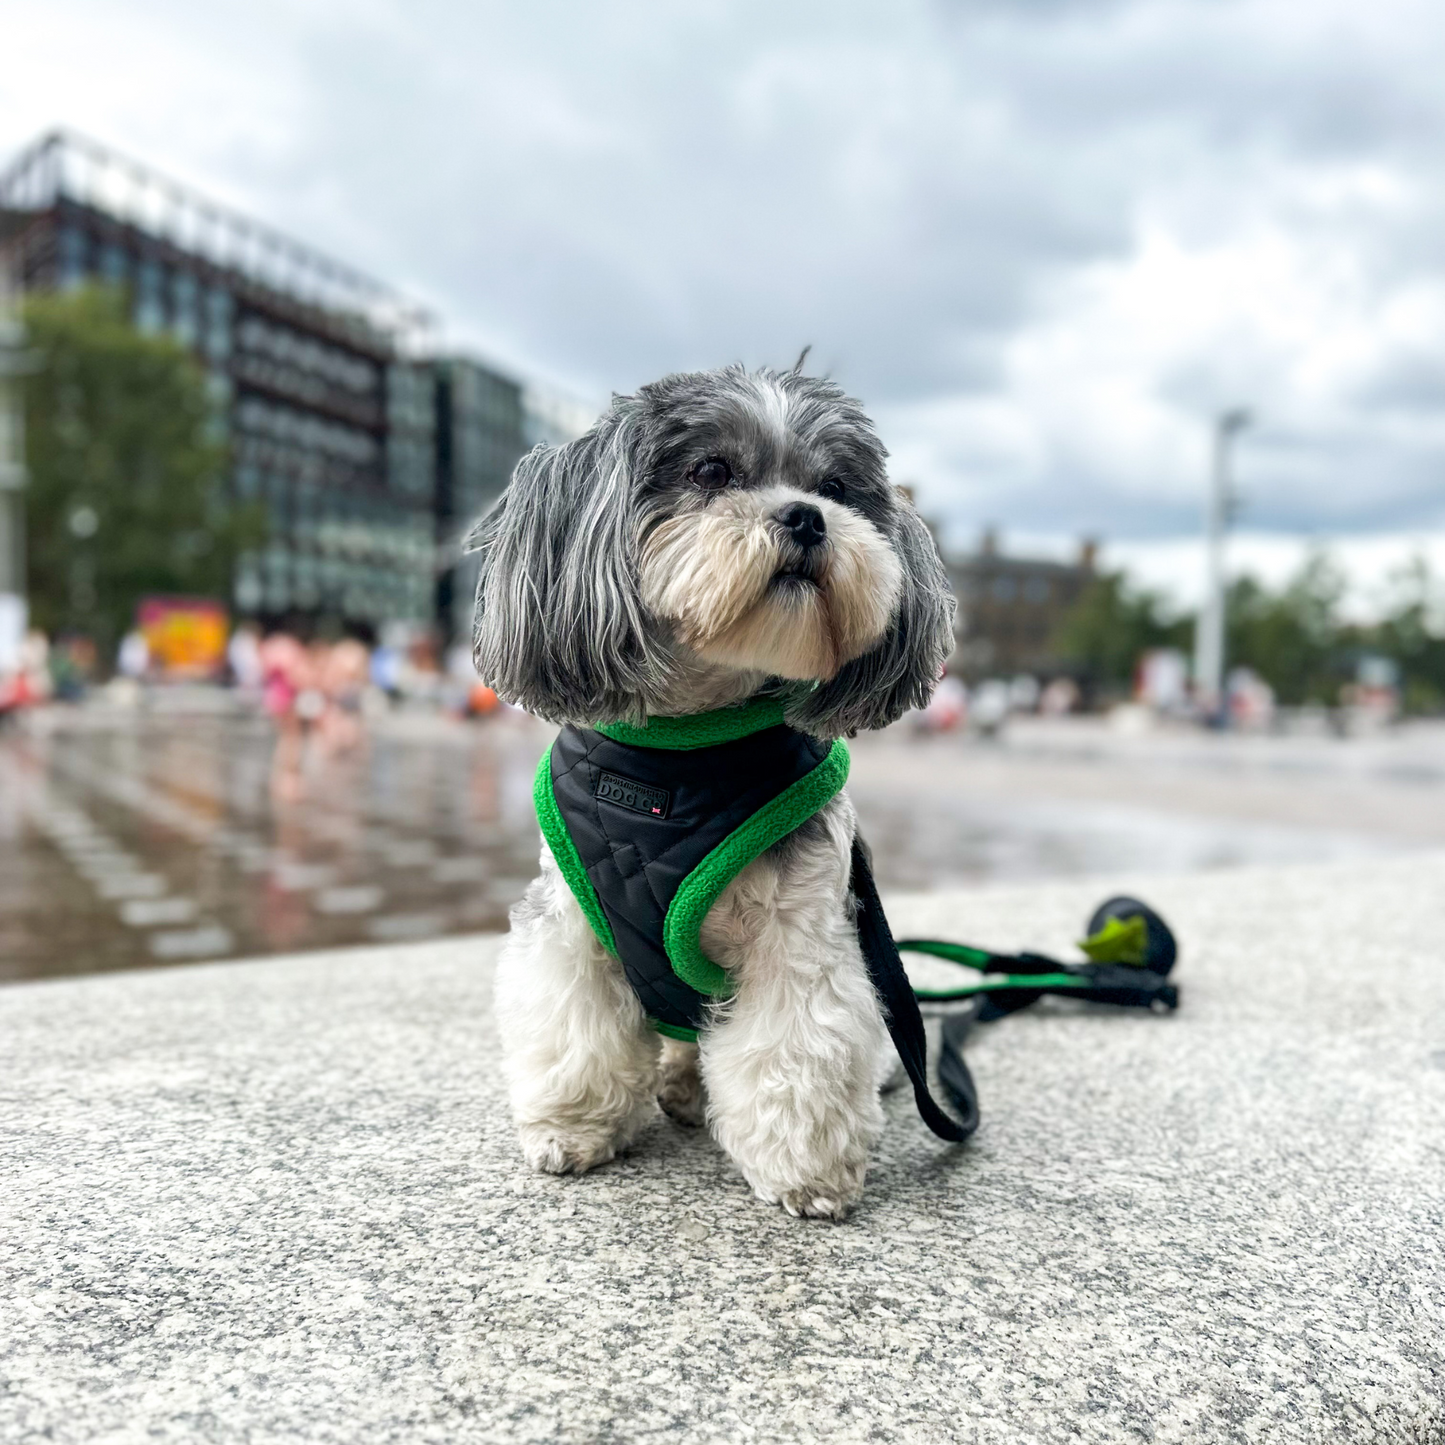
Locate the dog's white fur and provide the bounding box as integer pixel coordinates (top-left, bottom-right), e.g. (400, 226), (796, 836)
(484, 366), (950, 1218)
(496, 792), (890, 1217)
(641, 486), (902, 682)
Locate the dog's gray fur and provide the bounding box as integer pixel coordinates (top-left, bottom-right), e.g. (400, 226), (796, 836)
(470, 364), (954, 734)
(476, 363), (956, 1217)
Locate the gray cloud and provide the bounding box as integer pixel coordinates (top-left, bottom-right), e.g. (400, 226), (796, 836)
(4, 0), (1442, 544)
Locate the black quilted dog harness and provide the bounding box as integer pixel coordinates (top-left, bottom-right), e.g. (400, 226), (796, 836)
(535, 697), (972, 1142)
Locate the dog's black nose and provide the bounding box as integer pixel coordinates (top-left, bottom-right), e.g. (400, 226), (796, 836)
(778, 502), (827, 550)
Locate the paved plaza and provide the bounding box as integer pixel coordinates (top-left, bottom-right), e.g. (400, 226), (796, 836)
(2, 853), (1442, 1443)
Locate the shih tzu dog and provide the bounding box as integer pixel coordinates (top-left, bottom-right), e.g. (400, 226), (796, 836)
(471, 363), (955, 1218)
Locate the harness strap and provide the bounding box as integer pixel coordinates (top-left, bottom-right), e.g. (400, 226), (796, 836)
(849, 838), (977, 1143)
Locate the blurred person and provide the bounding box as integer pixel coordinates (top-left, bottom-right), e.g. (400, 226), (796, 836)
(227, 622), (264, 700)
(1008, 674), (1041, 713)
(1136, 648), (1189, 715)
(1040, 676), (1080, 716)
(260, 631), (311, 801)
(116, 629), (149, 680)
(294, 641), (329, 732)
(0, 606), (29, 719)
(0, 596), (26, 681)
(971, 678), (1011, 735)
(105, 626), (151, 710)
(1227, 667), (1277, 732)
(1339, 655), (1400, 733)
(914, 673), (968, 733)
(398, 631), (442, 710)
(48, 634), (95, 702)
(23, 630), (53, 700)
(319, 637), (369, 755)
(370, 636), (402, 704)
(0, 671), (21, 719)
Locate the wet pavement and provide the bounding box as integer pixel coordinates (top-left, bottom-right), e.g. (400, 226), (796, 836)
(0, 704), (547, 982)
(4, 700), (1445, 983)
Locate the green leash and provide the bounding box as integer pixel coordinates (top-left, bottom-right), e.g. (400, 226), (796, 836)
(873, 897), (1181, 1140)
(900, 904), (1179, 1008)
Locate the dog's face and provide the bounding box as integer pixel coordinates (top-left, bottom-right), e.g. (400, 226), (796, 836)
(637, 378), (904, 683)
(471, 365), (955, 736)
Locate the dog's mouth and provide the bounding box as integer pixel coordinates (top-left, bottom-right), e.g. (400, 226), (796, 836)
(771, 550), (825, 589)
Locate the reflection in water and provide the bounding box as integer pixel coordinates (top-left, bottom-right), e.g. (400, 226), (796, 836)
(4, 706), (1439, 983)
(1, 708), (549, 982)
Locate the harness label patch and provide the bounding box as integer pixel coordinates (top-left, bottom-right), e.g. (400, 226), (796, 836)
(595, 770), (671, 819)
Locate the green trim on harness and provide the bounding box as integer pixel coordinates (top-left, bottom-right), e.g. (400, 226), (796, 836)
(534, 707), (848, 1039)
(650, 1019), (702, 1043)
(663, 737), (850, 998)
(595, 697), (787, 750)
(533, 749), (616, 956)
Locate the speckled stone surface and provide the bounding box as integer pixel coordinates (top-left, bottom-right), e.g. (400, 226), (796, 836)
(3, 854), (1444, 1444)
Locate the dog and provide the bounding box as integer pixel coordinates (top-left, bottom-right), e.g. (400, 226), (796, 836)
(471, 363), (955, 1218)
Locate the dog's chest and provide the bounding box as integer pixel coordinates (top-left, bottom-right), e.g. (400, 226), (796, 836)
(539, 716), (846, 1034)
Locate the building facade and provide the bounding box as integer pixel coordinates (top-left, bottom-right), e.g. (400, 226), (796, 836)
(433, 359), (527, 645)
(0, 130), (579, 643)
(946, 529), (1098, 680)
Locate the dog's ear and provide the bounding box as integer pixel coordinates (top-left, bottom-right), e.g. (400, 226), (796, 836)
(471, 409), (667, 724)
(785, 494), (956, 737)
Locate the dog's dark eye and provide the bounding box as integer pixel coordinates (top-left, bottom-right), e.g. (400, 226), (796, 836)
(692, 457), (733, 492)
(818, 476), (846, 503)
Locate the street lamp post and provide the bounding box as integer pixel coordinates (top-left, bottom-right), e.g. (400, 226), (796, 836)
(1193, 407), (1251, 724)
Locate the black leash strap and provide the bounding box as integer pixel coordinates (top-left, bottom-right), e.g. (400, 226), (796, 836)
(850, 838), (977, 1142)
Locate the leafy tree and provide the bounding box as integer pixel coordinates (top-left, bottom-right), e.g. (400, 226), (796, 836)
(20, 286), (259, 659)
(1053, 547), (1445, 715)
(1367, 556), (1445, 713)
(1050, 570), (1189, 696)
(1225, 553), (1352, 706)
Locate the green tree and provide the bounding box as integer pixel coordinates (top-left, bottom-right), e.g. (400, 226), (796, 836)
(20, 286), (258, 659)
(1051, 570), (1188, 695)
(1367, 556), (1445, 713)
(1226, 553), (1351, 706)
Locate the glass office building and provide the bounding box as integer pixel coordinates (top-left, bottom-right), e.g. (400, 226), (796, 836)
(0, 130), (564, 641)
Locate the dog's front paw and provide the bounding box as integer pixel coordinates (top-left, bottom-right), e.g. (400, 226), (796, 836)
(517, 1124), (618, 1176)
(777, 1187), (854, 1220)
(751, 1160), (865, 1220)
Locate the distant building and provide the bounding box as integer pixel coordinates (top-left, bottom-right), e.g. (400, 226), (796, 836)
(0, 130), (590, 644)
(433, 358), (527, 645)
(946, 528), (1097, 680)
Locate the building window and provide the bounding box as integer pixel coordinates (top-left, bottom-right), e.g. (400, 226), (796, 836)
(57, 227), (88, 289)
(98, 243), (129, 286)
(991, 576), (1017, 603)
(1024, 578), (1051, 604)
(135, 260), (165, 333)
(204, 286), (232, 362)
(172, 271), (199, 346)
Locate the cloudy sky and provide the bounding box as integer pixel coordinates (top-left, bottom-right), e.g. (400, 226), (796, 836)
(4, 0), (1443, 607)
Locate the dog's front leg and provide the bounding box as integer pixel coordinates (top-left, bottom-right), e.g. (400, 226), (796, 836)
(698, 833), (886, 1219)
(495, 850), (661, 1174)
